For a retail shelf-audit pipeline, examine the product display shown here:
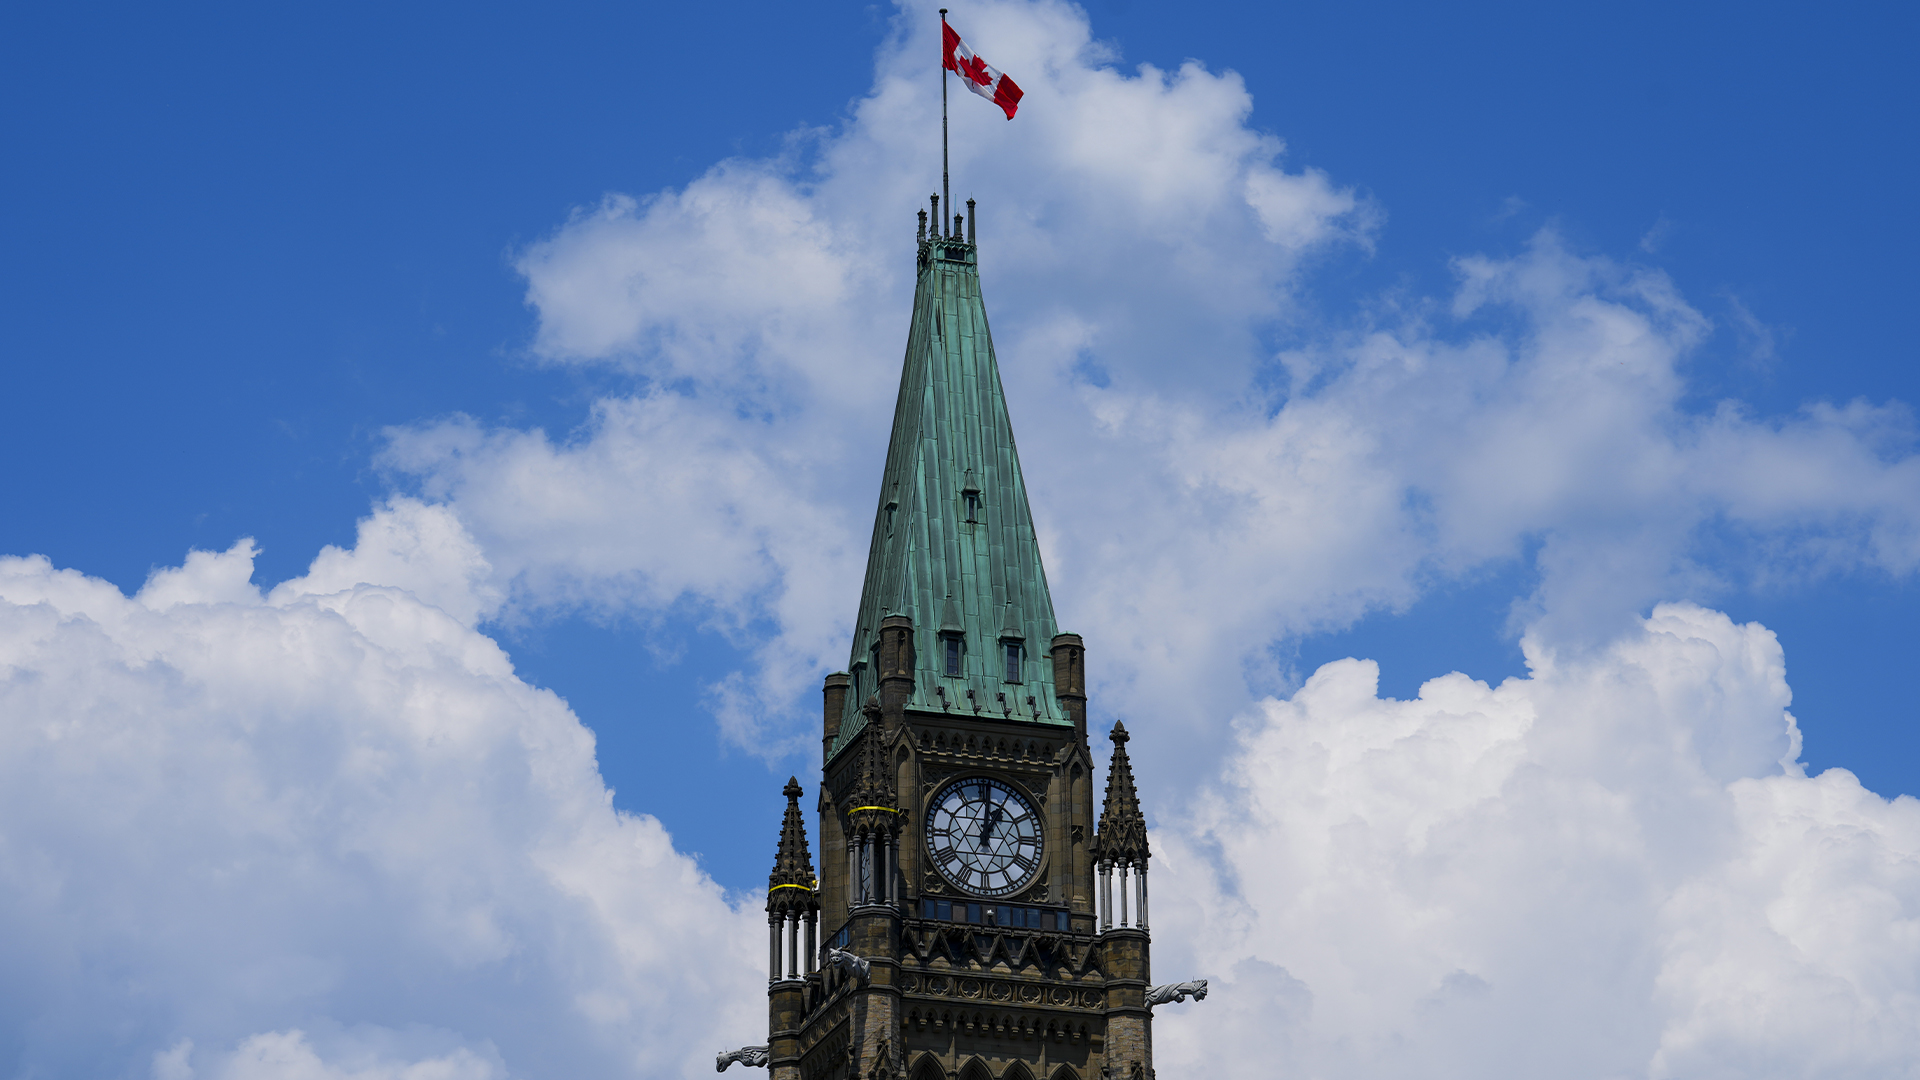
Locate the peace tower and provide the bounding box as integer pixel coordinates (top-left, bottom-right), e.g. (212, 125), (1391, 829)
(727, 197), (1195, 1080)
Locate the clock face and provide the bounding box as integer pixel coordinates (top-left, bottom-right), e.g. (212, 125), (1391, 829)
(926, 777), (1044, 897)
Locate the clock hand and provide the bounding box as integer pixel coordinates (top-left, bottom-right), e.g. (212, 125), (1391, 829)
(978, 805), (1000, 844)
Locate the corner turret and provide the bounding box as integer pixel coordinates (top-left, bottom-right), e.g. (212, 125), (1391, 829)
(766, 778), (819, 1080)
(1094, 722), (1154, 1079)
(1093, 722), (1150, 897)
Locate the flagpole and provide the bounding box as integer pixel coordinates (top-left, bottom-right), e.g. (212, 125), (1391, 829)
(939, 8), (950, 235)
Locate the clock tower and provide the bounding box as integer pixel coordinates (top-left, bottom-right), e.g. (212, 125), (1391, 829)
(751, 197), (1162, 1080)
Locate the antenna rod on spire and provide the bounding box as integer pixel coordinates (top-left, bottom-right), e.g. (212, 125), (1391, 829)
(939, 8), (950, 234)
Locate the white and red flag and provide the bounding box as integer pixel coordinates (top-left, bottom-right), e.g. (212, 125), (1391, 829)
(943, 21), (1023, 120)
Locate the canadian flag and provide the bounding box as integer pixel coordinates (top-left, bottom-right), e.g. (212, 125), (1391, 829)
(943, 22), (1023, 120)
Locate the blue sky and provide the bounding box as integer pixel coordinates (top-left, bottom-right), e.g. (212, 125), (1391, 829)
(7, 0), (1912, 890)
(3, 4), (1919, 1075)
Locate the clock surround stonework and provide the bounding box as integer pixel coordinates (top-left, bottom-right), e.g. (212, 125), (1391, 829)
(756, 200), (1158, 1080)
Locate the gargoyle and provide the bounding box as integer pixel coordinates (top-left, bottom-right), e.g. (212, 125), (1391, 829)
(716, 1046), (770, 1071)
(1144, 979), (1208, 1006)
(825, 947), (872, 983)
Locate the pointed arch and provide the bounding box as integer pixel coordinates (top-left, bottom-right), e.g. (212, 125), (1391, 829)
(1002, 1061), (1036, 1080)
(959, 1057), (994, 1080)
(909, 1053), (945, 1080)
(1048, 1067), (1080, 1080)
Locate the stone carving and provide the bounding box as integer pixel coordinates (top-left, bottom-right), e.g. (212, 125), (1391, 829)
(1144, 979), (1208, 1006)
(898, 971), (1107, 1011)
(826, 947), (872, 983)
(716, 1046), (770, 1071)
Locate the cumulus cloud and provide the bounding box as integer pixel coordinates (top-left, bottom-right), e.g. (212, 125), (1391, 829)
(0, 533), (760, 1079)
(1151, 604), (1920, 1079)
(267, 499), (505, 627)
(8, 1), (1920, 1077)
(376, 1), (1920, 776)
(381, 0), (1377, 751)
(153, 1030), (503, 1080)
(364, 7), (1920, 1068)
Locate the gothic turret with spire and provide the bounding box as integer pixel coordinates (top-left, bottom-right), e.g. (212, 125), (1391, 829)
(764, 778), (819, 1080)
(770, 776), (819, 901)
(1092, 722), (1150, 888)
(1093, 722), (1154, 1073)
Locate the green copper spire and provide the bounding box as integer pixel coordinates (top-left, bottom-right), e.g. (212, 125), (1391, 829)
(831, 200), (1067, 757)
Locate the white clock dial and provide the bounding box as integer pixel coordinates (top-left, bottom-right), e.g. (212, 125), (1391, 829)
(925, 777), (1044, 897)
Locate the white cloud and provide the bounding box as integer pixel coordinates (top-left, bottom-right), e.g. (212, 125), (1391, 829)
(8, 2), (1919, 1076)
(379, 403), (864, 753)
(0, 537), (762, 1079)
(267, 498), (504, 627)
(153, 1030), (504, 1080)
(362, 4), (1920, 1072)
(384, 0), (1373, 752)
(372, 2), (1920, 779)
(1151, 603), (1920, 1079)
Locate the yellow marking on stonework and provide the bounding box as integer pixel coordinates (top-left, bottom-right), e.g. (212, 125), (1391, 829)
(768, 884), (813, 892)
(849, 806), (899, 813)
